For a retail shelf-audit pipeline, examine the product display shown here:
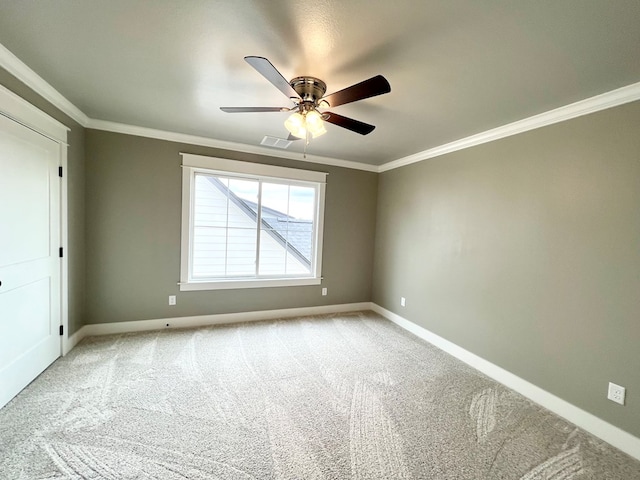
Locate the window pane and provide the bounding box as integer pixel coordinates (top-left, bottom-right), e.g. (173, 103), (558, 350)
(261, 183), (290, 216)
(227, 178), (259, 228)
(192, 226), (227, 277)
(257, 182), (315, 276)
(259, 182), (288, 275)
(193, 174), (259, 278)
(258, 234), (311, 275)
(228, 178), (259, 203)
(284, 219), (313, 263)
(258, 230), (287, 275)
(194, 175), (229, 228)
(286, 246), (311, 275)
(289, 185), (315, 220)
(288, 230), (313, 272)
(226, 227), (257, 276)
(287, 185), (314, 270)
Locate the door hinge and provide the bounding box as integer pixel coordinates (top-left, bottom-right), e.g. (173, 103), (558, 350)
(58, 166), (63, 177)
(59, 247), (64, 258)
(59, 325), (64, 336)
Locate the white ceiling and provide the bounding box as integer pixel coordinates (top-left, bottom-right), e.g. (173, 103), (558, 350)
(1, 0), (639, 167)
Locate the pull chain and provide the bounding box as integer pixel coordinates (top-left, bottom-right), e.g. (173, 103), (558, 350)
(304, 129), (310, 159)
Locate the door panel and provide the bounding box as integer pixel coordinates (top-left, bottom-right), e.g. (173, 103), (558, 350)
(0, 278), (51, 367)
(0, 114), (61, 409)
(0, 139), (50, 265)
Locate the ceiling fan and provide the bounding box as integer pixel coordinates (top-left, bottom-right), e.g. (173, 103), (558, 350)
(220, 56), (391, 141)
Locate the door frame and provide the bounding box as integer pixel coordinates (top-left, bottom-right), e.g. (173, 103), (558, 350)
(0, 83), (70, 355)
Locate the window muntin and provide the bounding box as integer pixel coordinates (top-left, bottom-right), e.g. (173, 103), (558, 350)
(180, 154), (326, 290)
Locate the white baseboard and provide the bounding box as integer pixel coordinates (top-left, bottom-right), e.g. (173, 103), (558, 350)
(65, 328), (85, 355)
(370, 303), (640, 462)
(69, 302), (371, 347)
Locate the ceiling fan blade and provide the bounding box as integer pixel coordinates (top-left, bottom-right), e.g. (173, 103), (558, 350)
(287, 133), (302, 141)
(220, 107), (290, 113)
(324, 112), (376, 135)
(245, 56), (299, 100)
(322, 75), (391, 107)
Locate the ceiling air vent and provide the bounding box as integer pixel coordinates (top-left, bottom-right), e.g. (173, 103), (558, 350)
(260, 136), (293, 149)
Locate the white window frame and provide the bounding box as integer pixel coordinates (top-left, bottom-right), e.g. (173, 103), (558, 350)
(179, 153), (327, 291)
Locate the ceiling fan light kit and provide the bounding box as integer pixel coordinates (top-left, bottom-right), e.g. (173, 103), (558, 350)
(221, 56), (391, 148)
(284, 106), (327, 140)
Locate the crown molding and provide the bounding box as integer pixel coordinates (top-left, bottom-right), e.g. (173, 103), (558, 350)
(0, 43), (89, 126)
(379, 81), (640, 173)
(4, 41), (639, 174)
(86, 119), (379, 172)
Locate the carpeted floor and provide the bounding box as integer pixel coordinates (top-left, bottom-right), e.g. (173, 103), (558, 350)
(1, 311), (639, 479)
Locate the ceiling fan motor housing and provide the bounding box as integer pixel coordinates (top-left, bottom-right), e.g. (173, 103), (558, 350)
(290, 76), (327, 106)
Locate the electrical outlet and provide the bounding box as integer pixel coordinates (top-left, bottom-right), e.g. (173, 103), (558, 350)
(607, 382), (625, 405)
(168, 295), (176, 306)
(322, 287), (327, 296)
(400, 297), (406, 307)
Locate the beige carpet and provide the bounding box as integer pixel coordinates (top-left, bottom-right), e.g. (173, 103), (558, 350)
(1, 311), (639, 479)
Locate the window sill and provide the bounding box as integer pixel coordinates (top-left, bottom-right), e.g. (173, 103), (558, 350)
(179, 277), (322, 291)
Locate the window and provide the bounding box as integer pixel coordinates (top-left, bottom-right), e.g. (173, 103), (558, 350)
(180, 154), (327, 290)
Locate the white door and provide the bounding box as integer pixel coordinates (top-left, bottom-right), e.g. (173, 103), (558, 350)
(0, 113), (61, 409)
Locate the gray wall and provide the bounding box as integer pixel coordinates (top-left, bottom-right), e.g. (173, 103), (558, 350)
(84, 130), (378, 324)
(0, 69), (86, 335)
(373, 100), (640, 437)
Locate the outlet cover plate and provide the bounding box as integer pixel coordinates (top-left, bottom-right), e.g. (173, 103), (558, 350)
(608, 382), (625, 405)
